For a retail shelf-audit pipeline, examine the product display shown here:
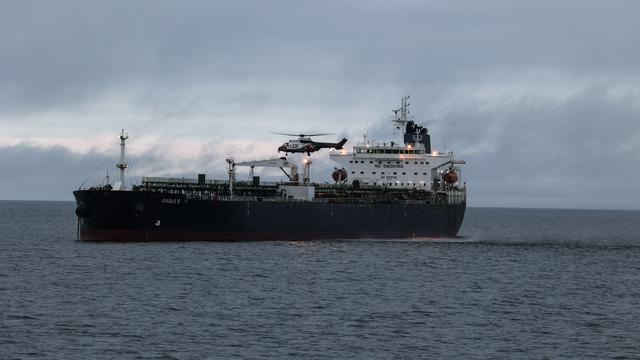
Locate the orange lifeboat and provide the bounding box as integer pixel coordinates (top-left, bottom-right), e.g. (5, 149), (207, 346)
(442, 170), (458, 184)
(332, 168), (348, 182)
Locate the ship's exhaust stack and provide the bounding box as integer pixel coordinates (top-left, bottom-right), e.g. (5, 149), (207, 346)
(390, 96), (431, 152)
(404, 121), (431, 153)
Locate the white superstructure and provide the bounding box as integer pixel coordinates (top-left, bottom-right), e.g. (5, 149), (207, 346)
(329, 96), (465, 192)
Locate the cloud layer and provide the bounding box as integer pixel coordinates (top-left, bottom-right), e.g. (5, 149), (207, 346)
(1, 0), (639, 208)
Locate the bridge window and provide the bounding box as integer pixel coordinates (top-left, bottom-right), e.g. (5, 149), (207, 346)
(360, 171), (364, 174)
(393, 172), (397, 175)
(351, 171), (355, 174)
(405, 161), (409, 164)
(349, 160), (353, 163)
(423, 172), (427, 175)
(402, 172), (406, 175)
(414, 172), (418, 175)
(372, 172), (376, 174)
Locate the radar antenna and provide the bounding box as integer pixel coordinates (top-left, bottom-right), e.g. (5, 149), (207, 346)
(391, 95), (411, 130)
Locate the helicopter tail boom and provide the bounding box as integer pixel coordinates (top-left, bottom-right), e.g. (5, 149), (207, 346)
(334, 138), (347, 150)
(316, 138), (347, 150)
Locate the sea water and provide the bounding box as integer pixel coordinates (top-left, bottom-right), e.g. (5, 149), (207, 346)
(1, 201), (639, 359)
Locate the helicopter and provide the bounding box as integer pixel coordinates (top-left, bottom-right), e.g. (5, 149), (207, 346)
(273, 132), (348, 156)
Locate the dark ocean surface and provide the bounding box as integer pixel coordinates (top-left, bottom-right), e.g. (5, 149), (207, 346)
(1, 201), (639, 359)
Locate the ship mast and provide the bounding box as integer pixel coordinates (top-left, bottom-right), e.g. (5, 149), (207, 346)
(302, 158), (312, 184)
(115, 129), (128, 190)
(391, 95), (410, 130)
(226, 157), (236, 196)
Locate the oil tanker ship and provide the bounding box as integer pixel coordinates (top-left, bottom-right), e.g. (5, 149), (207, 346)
(73, 97), (466, 241)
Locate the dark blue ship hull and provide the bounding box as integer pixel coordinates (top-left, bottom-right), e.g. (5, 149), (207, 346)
(73, 190), (466, 241)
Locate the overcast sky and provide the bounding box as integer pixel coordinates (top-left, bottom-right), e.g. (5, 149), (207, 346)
(1, 0), (639, 209)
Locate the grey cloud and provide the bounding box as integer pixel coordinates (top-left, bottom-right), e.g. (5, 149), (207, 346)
(431, 86), (640, 209)
(0, 144), (99, 200)
(2, 0), (639, 112)
(0, 143), (222, 200)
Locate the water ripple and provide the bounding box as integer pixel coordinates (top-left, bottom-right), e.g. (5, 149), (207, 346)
(1, 202), (639, 359)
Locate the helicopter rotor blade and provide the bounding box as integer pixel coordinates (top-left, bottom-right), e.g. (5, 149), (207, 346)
(303, 133), (335, 137)
(270, 132), (300, 136)
(270, 132), (335, 137)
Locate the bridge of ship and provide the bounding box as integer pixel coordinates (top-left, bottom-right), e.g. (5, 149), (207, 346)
(329, 143), (464, 191)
